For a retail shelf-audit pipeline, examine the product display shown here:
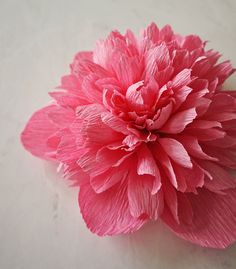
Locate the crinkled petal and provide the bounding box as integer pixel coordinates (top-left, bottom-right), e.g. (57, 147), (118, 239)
(162, 188), (236, 249)
(79, 181), (147, 236)
(21, 105), (59, 160)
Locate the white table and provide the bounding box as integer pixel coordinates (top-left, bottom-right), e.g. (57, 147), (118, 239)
(0, 0), (236, 268)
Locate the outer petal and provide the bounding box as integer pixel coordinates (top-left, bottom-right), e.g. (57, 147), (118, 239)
(162, 188), (236, 248)
(21, 105), (59, 160)
(79, 181), (147, 236)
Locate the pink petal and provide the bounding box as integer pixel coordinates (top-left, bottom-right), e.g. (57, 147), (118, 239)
(48, 106), (75, 128)
(145, 43), (170, 79)
(141, 22), (160, 44)
(198, 161), (236, 193)
(158, 138), (192, 168)
(21, 105), (59, 160)
(182, 35), (204, 51)
(159, 24), (174, 42)
(137, 145), (162, 193)
(152, 143), (178, 188)
(172, 161), (204, 192)
(171, 69), (193, 90)
(101, 112), (130, 135)
(79, 181), (147, 236)
(186, 127), (225, 141)
(176, 135), (217, 161)
(112, 54), (142, 88)
(160, 108), (197, 134)
(202, 145), (236, 169)
(126, 81), (145, 110)
(163, 181), (179, 223)
(162, 188), (236, 248)
(90, 165), (128, 193)
(147, 101), (173, 130)
(128, 169), (164, 220)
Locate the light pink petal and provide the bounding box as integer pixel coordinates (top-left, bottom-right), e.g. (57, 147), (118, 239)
(21, 105), (59, 160)
(162, 188), (236, 248)
(77, 104), (123, 145)
(171, 69), (193, 90)
(147, 101), (173, 130)
(152, 143), (178, 188)
(173, 86), (193, 111)
(126, 81), (145, 110)
(48, 106), (75, 128)
(137, 145), (162, 193)
(101, 112), (130, 135)
(128, 169), (164, 220)
(172, 161), (204, 193)
(79, 181), (146, 236)
(160, 108), (197, 134)
(141, 22), (160, 44)
(158, 138), (192, 168)
(90, 165), (128, 193)
(145, 43), (170, 79)
(112, 54), (142, 88)
(81, 74), (103, 104)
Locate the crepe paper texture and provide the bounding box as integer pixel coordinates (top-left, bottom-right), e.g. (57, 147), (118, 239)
(21, 22), (236, 249)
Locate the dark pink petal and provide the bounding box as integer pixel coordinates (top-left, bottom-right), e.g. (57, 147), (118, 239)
(162, 188), (236, 248)
(160, 108), (197, 134)
(189, 119), (221, 129)
(186, 128), (225, 141)
(207, 93), (236, 113)
(182, 35), (204, 51)
(198, 161), (236, 193)
(79, 181), (147, 236)
(206, 60), (235, 84)
(21, 105), (59, 160)
(176, 135), (217, 161)
(202, 145), (236, 169)
(159, 24), (174, 42)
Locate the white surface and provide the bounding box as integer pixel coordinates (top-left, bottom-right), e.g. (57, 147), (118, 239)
(0, 0), (236, 268)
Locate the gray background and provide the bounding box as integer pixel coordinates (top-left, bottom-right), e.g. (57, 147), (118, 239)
(0, 0), (236, 268)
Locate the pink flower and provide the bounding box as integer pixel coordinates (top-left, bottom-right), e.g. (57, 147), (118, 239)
(21, 23), (236, 249)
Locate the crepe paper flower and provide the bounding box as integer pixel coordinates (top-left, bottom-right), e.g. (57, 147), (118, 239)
(21, 22), (236, 249)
